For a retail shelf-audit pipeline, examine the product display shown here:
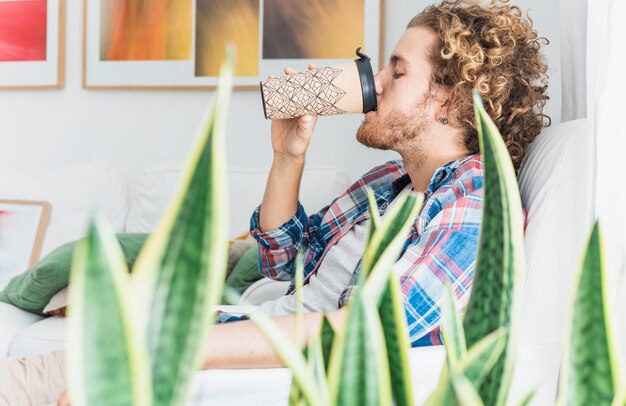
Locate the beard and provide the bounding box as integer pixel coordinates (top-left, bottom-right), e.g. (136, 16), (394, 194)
(356, 102), (430, 151)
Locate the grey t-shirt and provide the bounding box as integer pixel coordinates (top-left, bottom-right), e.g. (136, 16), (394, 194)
(259, 185), (411, 316)
(258, 220), (369, 316)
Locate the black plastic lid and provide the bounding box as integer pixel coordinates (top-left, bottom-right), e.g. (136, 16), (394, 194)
(354, 47), (377, 114)
(260, 81), (269, 119)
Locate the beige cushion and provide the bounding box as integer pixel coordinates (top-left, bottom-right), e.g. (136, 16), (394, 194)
(42, 288), (67, 315)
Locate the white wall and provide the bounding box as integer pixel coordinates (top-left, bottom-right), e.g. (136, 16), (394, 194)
(0, 0), (560, 185)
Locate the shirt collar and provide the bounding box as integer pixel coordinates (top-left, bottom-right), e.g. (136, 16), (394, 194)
(426, 154), (481, 195)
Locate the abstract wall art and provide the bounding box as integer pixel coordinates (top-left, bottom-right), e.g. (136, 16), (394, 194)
(0, 0), (65, 88)
(84, 0), (382, 89)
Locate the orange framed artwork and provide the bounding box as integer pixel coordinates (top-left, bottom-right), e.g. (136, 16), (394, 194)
(83, 0), (384, 89)
(0, 0), (65, 89)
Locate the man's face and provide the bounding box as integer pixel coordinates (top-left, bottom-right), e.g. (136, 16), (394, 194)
(357, 26), (440, 151)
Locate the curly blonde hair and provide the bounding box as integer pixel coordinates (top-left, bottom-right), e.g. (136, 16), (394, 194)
(409, 0), (550, 173)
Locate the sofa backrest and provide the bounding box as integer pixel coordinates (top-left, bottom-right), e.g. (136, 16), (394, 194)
(125, 161), (353, 239)
(0, 159), (352, 282)
(0, 161), (129, 261)
(518, 118), (592, 345)
(509, 119), (593, 402)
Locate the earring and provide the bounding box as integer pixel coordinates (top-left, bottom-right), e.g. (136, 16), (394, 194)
(438, 117), (449, 125)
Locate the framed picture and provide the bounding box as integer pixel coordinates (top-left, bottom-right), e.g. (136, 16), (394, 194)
(0, 0), (65, 89)
(0, 200), (51, 277)
(83, 0), (383, 89)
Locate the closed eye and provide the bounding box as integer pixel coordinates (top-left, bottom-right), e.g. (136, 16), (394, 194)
(392, 72), (403, 79)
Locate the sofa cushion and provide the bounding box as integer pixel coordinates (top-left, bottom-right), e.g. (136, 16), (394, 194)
(224, 244), (263, 299)
(8, 316), (66, 358)
(0, 161), (129, 266)
(126, 162), (352, 238)
(0, 303), (43, 357)
(7, 316), (446, 405)
(509, 119), (592, 404)
(185, 346), (445, 405)
(0, 233), (148, 315)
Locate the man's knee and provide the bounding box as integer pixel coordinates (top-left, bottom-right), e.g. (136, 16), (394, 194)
(0, 351), (66, 406)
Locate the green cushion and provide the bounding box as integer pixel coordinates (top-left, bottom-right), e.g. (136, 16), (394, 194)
(0, 234), (264, 315)
(0, 233), (149, 315)
(223, 244), (262, 299)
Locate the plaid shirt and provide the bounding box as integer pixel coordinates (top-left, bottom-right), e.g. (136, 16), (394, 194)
(237, 153), (487, 347)
(217, 154), (492, 346)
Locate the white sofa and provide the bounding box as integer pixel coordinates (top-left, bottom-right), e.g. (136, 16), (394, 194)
(0, 119), (592, 405)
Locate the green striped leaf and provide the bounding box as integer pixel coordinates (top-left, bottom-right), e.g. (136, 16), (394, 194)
(329, 295), (392, 406)
(320, 315), (336, 373)
(516, 390), (535, 406)
(560, 221), (623, 406)
(377, 273), (415, 406)
(366, 188), (382, 245)
(131, 48), (235, 406)
(462, 90), (526, 406)
(248, 309), (325, 406)
(359, 189), (421, 406)
(288, 256), (320, 406)
(441, 284), (467, 366)
(451, 372), (485, 406)
(308, 334), (331, 404)
(361, 190), (423, 300)
(428, 326), (505, 405)
(67, 217), (151, 406)
(460, 328), (507, 388)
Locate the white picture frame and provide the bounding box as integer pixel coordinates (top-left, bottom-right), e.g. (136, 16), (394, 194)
(0, 200), (51, 278)
(83, 0), (383, 90)
(0, 0), (65, 89)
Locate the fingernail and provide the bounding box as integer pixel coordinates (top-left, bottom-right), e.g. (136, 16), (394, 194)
(302, 115), (311, 122)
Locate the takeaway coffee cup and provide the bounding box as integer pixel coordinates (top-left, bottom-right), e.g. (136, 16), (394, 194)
(260, 47), (377, 120)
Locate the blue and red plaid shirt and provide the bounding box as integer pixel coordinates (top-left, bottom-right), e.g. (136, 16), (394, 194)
(238, 154), (485, 347)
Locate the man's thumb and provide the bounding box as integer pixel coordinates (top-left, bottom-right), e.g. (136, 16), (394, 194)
(297, 115), (315, 139)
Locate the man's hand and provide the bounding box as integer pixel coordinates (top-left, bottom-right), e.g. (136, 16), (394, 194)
(259, 64), (320, 231)
(56, 389), (69, 405)
(269, 65), (318, 161)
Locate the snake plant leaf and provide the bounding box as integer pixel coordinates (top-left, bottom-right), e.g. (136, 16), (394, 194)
(289, 334), (330, 406)
(308, 334), (331, 404)
(289, 342), (325, 406)
(295, 255), (305, 354)
(559, 221), (623, 406)
(376, 273), (415, 406)
(451, 372), (486, 406)
(329, 295), (393, 406)
(426, 327), (506, 406)
(130, 48), (235, 406)
(462, 90), (526, 406)
(358, 189), (421, 406)
(516, 390), (536, 406)
(366, 188), (382, 244)
(288, 256), (322, 406)
(361, 190), (423, 300)
(441, 284), (468, 366)
(67, 216), (151, 406)
(320, 315), (336, 373)
(460, 328), (507, 388)
(248, 309), (325, 406)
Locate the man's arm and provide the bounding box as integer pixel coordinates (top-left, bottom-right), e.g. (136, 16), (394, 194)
(202, 308), (347, 369)
(258, 154), (306, 232)
(258, 65), (317, 232)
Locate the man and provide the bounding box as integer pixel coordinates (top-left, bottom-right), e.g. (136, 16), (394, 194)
(1, 0), (549, 404)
